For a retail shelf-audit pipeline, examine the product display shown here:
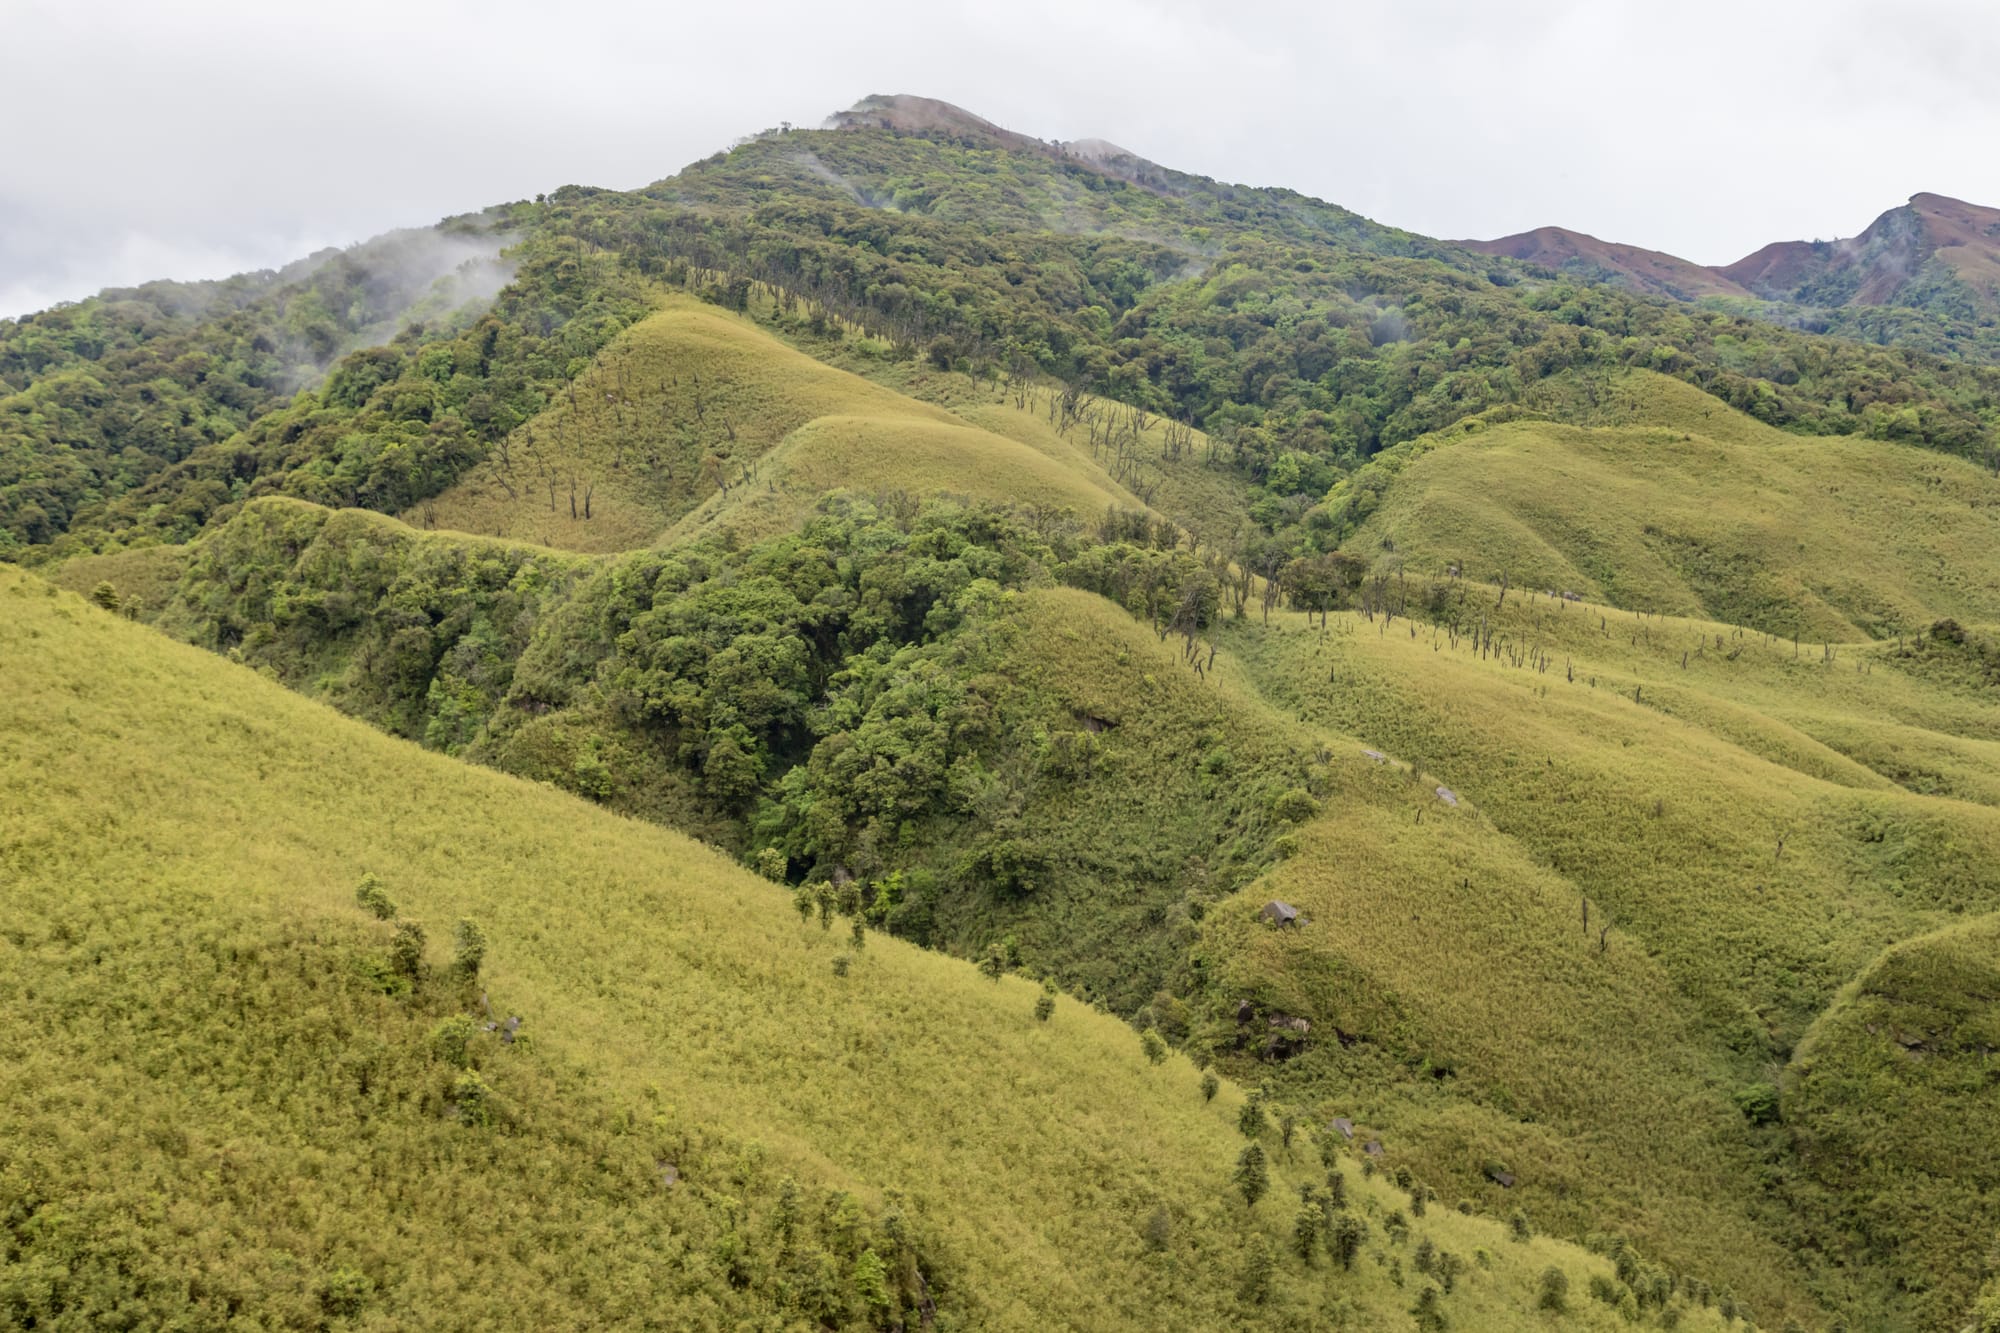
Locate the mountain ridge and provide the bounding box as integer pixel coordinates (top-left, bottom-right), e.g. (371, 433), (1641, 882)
(1472, 191), (2000, 326)
(1457, 226), (1754, 300)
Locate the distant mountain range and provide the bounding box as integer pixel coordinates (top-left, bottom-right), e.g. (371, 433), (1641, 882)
(837, 95), (2000, 340)
(1464, 192), (2000, 319)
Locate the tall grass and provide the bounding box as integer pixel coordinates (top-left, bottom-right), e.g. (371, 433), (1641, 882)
(0, 567), (1704, 1329)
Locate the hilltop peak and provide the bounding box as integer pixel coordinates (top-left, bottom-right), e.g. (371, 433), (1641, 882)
(826, 94), (1017, 143)
(1908, 190), (1985, 212)
(823, 93), (1178, 194)
(1719, 190), (2000, 309)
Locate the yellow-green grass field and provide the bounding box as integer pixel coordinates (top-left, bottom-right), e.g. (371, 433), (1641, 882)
(1783, 913), (2000, 1330)
(1339, 370), (2000, 640)
(44, 542), (190, 616)
(0, 566), (1714, 1330)
(411, 295), (1138, 553)
(786, 342), (1258, 545)
(30, 336), (1999, 1329)
(1006, 587), (1817, 1319)
(1208, 580), (2000, 1324)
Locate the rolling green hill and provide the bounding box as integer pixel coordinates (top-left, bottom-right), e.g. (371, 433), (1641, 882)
(1, 565), (1716, 1330)
(408, 292), (1139, 552)
(1784, 914), (2000, 1330)
(13, 98), (2000, 570)
(0, 219), (517, 552)
(1221, 588), (2000, 1323)
(1329, 369), (2000, 639)
(55, 346), (2000, 1327)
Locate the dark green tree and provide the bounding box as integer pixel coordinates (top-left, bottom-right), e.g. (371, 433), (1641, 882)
(391, 919), (426, 982)
(356, 873), (397, 920)
(1292, 1196), (1320, 1262)
(1237, 1088), (1269, 1140)
(451, 918), (487, 979)
(1330, 1214), (1366, 1270)
(1237, 1239), (1274, 1305)
(1234, 1143), (1268, 1208)
(1410, 1284), (1446, 1332)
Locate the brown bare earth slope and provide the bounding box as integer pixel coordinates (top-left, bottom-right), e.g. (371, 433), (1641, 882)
(1461, 227), (1753, 300)
(1473, 194), (2000, 318)
(1719, 192), (2000, 311)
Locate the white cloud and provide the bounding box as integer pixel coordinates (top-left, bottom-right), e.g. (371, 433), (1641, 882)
(4, 0), (1998, 317)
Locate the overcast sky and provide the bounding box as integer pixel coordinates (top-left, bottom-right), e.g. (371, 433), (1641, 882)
(4, 0), (1997, 317)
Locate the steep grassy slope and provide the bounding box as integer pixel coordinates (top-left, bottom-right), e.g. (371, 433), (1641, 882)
(45, 542), (189, 617)
(104, 440), (2000, 1326)
(797, 344), (1258, 546)
(962, 589), (1809, 1317)
(1334, 370), (2000, 638)
(413, 294), (1133, 552)
(1, 566), (1713, 1330)
(1783, 914), (2000, 1331)
(1222, 583), (2000, 1326)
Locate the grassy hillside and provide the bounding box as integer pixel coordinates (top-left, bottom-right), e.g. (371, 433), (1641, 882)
(1, 565), (1721, 1330)
(126, 485), (1995, 1323)
(793, 335), (1259, 548)
(1783, 914), (2000, 1331)
(947, 587), (1816, 1317)
(1332, 370), (2000, 639)
(1221, 579), (2000, 1324)
(105, 426), (2000, 1326)
(18, 103), (2000, 1331)
(413, 294), (1134, 552)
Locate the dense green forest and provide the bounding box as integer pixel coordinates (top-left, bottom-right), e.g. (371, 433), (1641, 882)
(0, 221), (517, 552)
(7, 113), (1998, 565)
